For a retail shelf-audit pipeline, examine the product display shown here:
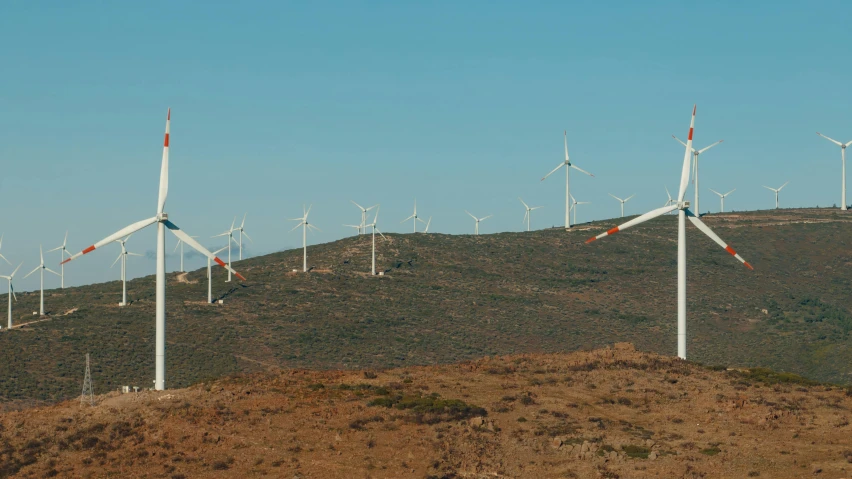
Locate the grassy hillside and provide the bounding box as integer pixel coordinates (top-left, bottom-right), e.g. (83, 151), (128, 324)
(3, 345), (852, 478)
(2, 207), (852, 404)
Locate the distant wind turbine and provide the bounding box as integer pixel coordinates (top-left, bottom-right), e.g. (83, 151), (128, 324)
(763, 182), (789, 209)
(173, 235), (198, 273)
(673, 135), (723, 215)
(112, 236), (142, 307)
(541, 131), (594, 229)
(289, 205), (320, 273)
(816, 132), (852, 210)
(608, 193), (635, 218)
(465, 211), (492, 235)
(351, 201), (377, 235)
(0, 262), (22, 329)
(587, 105), (753, 360)
(519, 198), (543, 232)
(47, 232), (71, 288)
(364, 206), (386, 275)
(401, 199), (426, 233)
(212, 218), (238, 282)
(235, 213), (252, 260)
(24, 245), (60, 317)
(570, 194), (590, 225)
(664, 187), (675, 207)
(709, 188), (735, 213)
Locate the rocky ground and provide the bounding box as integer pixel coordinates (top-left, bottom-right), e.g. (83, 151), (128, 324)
(2, 344), (852, 478)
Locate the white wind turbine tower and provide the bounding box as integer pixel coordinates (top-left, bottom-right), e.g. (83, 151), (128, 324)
(364, 206), (387, 275)
(709, 188), (735, 213)
(401, 199), (426, 233)
(673, 135), (723, 216)
(570, 194), (590, 225)
(289, 205), (320, 273)
(541, 131), (594, 229)
(763, 182), (789, 209)
(351, 201), (377, 235)
(63, 109), (245, 391)
(518, 198), (543, 232)
(816, 133), (852, 210)
(587, 105), (753, 360)
(608, 193), (635, 218)
(207, 246), (228, 304)
(465, 211), (492, 235)
(47, 232), (71, 288)
(112, 236), (142, 307)
(173, 235), (198, 272)
(24, 245), (60, 317)
(235, 213), (252, 260)
(0, 263), (22, 329)
(212, 218), (237, 282)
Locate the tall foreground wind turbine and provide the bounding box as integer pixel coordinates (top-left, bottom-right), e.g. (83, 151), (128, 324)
(112, 236), (142, 307)
(465, 211), (492, 235)
(608, 193), (635, 218)
(350, 201), (376, 235)
(709, 188), (735, 213)
(365, 206), (386, 275)
(0, 263), (22, 329)
(289, 205), (319, 273)
(212, 218), (237, 282)
(816, 133), (852, 210)
(541, 131), (594, 229)
(587, 105), (752, 360)
(47, 232), (71, 288)
(173, 235), (198, 272)
(401, 199), (426, 233)
(570, 194), (590, 225)
(673, 135), (723, 215)
(519, 198), (543, 232)
(763, 182), (789, 209)
(24, 245), (59, 317)
(63, 109), (244, 391)
(235, 213), (252, 260)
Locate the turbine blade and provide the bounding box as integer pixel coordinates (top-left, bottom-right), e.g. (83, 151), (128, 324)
(586, 204), (678, 244)
(111, 253), (122, 268)
(173, 240), (182, 253)
(10, 262), (22, 278)
(778, 181), (789, 190)
(289, 223), (304, 233)
(424, 217), (431, 232)
(697, 139), (723, 154)
(305, 204), (313, 218)
(685, 210), (753, 269)
(376, 228), (387, 240)
(817, 132), (843, 146)
(308, 224), (321, 232)
(212, 231), (231, 238)
(157, 108), (170, 215)
(350, 200), (366, 211)
(465, 210), (477, 220)
(63, 216), (158, 265)
(563, 130), (570, 162)
(725, 189), (736, 196)
(677, 105), (696, 202)
(0, 253), (10, 266)
(45, 267), (60, 276)
(763, 186), (776, 192)
(40, 245), (44, 265)
(541, 162), (564, 181)
(164, 220), (246, 281)
(214, 246), (228, 255)
(481, 215), (492, 221)
(522, 210), (529, 224)
(570, 164), (594, 177)
(608, 193), (622, 202)
(47, 245), (63, 253)
(63, 231), (68, 247)
(709, 188), (722, 197)
(240, 212), (247, 229)
(672, 134), (688, 148)
(417, 217), (427, 223)
(665, 186), (672, 200)
(531, 206), (543, 210)
(24, 265), (41, 279)
(625, 194), (636, 202)
(242, 231), (253, 243)
(127, 252), (143, 257)
(518, 197), (529, 209)
(401, 215), (415, 223)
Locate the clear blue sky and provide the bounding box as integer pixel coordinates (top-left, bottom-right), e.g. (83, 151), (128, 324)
(1, 1), (850, 291)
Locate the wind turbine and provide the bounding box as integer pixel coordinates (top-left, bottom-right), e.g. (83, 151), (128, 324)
(465, 211), (492, 235)
(112, 236), (142, 307)
(763, 182), (789, 209)
(0, 263), (22, 329)
(173, 235), (198, 272)
(47, 232), (71, 288)
(673, 135), (723, 216)
(235, 213), (252, 260)
(24, 245), (60, 317)
(401, 199), (426, 233)
(62, 109), (245, 391)
(541, 131), (594, 229)
(587, 105), (753, 360)
(364, 206), (386, 275)
(569, 194), (590, 225)
(207, 246), (228, 304)
(518, 198), (543, 232)
(351, 201), (377, 235)
(212, 218), (237, 282)
(289, 205), (320, 273)
(816, 133), (852, 210)
(608, 193), (635, 218)
(709, 188), (735, 213)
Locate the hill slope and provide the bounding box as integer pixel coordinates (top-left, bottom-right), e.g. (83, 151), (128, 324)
(2, 345), (852, 478)
(2, 208), (852, 404)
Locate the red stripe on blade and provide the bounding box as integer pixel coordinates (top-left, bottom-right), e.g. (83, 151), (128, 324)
(214, 257), (226, 267)
(743, 261), (754, 270)
(688, 127), (694, 141)
(724, 245), (736, 256)
(164, 133), (169, 147)
(585, 237), (597, 244)
(235, 273), (246, 281)
(607, 227), (619, 235)
(60, 258), (72, 265)
(82, 245), (95, 254)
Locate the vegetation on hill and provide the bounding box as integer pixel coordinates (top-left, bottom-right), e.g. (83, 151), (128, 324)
(2, 208), (852, 405)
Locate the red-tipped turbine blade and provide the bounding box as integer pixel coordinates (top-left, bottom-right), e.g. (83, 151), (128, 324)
(685, 210), (753, 270)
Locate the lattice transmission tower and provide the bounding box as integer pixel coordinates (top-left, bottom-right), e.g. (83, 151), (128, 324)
(81, 353), (95, 406)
